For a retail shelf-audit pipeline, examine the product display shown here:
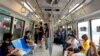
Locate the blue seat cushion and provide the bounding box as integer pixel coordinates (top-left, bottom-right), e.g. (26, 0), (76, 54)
(20, 38), (28, 49)
(12, 38), (33, 52)
(12, 39), (23, 49)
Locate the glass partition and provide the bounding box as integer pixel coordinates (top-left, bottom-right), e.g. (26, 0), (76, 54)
(13, 18), (25, 39)
(91, 19), (100, 46)
(78, 21), (90, 39)
(0, 14), (12, 43)
(29, 21), (34, 39)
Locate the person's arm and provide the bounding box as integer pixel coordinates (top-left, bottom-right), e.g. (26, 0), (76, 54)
(66, 44), (73, 50)
(66, 39), (73, 50)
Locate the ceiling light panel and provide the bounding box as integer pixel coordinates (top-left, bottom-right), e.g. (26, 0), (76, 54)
(21, 1), (33, 12)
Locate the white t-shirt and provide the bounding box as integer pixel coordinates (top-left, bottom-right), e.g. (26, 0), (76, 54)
(72, 39), (79, 49)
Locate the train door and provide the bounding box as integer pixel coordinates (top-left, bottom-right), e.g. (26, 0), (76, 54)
(91, 19), (100, 46)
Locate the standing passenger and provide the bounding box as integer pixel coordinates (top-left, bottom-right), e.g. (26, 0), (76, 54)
(44, 23), (49, 49)
(34, 25), (39, 44)
(39, 22), (44, 47)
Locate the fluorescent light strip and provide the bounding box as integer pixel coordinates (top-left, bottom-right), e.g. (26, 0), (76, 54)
(69, 4), (79, 13)
(27, 1), (36, 11)
(21, 2), (33, 12)
(40, 19), (43, 21)
(58, 20), (61, 22)
(71, 5), (83, 13)
(35, 15), (39, 18)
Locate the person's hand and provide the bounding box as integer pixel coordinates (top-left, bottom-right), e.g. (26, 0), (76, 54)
(10, 49), (19, 54)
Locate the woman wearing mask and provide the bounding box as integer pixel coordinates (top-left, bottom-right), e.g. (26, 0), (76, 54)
(80, 34), (90, 55)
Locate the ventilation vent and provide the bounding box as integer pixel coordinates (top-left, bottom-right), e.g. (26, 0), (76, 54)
(46, 0), (59, 4)
(54, 9), (60, 11)
(45, 9), (52, 11)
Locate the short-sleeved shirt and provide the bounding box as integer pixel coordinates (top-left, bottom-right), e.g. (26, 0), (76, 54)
(81, 40), (90, 54)
(72, 39), (80, 49)
(1, 42), (15, 56)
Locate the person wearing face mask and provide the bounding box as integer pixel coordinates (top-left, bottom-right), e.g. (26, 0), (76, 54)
(24, 31), (36, 47)
(80, 34), (90, 55)
(0, 33), (23, 56)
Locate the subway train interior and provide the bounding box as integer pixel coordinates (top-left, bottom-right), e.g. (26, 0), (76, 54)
(0, 0), (100, 56)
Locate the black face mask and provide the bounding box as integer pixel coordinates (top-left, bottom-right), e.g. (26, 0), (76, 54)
(8, 39), (12, 42)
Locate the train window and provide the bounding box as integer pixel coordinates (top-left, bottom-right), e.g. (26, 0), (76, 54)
(78, 21), (90, 39)
(91, 19), (100, 46)
(13, 18), (25, 39)
(0, 14), (12, 43)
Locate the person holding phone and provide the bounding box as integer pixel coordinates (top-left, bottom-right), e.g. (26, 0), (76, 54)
(0, 33), (20, 56)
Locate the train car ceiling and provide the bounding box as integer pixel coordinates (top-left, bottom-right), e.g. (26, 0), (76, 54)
(0, 0), (94, 25)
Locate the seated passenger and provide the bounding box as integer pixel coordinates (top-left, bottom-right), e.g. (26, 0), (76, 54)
(63, 34), (73, 51)
(66, 34), (90, 56)
(24, 31), (36, 47)
(66, 34), (80, 56)
(80, 34), (90, 55)
(0, 33), (22, 56)
(90, 42), (100, 56)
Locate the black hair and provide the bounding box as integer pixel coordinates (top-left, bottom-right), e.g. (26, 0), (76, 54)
(60, 26), (62, 28)
(44, 23), (48, 26)
(39, 22), (42, 25)
(25, 31), (30, 35)
(35, 24), (38, 27)
(3, 33), (13, 41)
(82, 34), (88, 41)
(68, 34), (76, 38)
(44, 23), (48, 28)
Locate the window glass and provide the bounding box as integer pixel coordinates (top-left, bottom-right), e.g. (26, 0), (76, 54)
(91, 19), (100, 46)
(13, 18), (25, 39)
(0, 14), (12, 43)
(78, 21), (90, 39)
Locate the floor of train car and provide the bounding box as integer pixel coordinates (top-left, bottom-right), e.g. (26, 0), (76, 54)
(32, 43), (63, 56)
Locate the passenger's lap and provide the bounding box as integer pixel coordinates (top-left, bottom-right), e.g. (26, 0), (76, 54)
(72, 53), (85, 56)
(64, 51), (85, 56)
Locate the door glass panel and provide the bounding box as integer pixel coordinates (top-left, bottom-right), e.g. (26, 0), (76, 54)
(91, 19), (100, 46)
(0, 14), (12, 43)
(13, 18), (25, 39)
(78, 21), (90, 39)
